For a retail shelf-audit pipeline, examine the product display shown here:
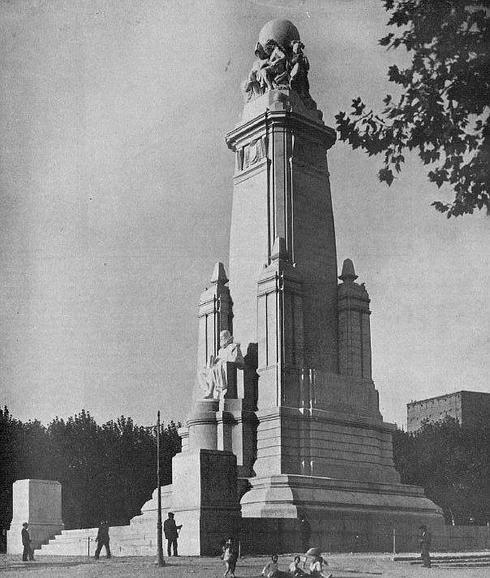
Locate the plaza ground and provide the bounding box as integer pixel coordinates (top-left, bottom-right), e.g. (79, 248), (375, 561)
(1, 553), (490, 577)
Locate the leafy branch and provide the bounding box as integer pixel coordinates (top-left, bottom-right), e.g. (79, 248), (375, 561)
(335, 0), (489, 217)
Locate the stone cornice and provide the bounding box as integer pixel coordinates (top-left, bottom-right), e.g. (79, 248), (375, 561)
(226, 110), (336, 152)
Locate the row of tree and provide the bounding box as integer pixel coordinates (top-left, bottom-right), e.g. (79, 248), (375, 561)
(0, 407), (181, 532)
(393, 417), (490, 525)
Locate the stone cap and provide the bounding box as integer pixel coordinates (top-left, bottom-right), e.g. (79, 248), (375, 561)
(339, 258), (358, 282)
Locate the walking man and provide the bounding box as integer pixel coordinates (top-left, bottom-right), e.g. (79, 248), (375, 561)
(419, 524), (432, 568)
(94, 520), (111, 559)
(163, 512), (182, 557)
(21, 522), (34, 561)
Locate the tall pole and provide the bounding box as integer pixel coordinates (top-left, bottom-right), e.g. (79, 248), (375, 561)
(156, 410), (165, 566)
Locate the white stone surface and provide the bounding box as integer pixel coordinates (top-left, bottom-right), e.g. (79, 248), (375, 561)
(7, 479), (63, 554)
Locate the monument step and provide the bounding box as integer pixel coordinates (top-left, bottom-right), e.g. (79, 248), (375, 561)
(39, 524), (158, 556)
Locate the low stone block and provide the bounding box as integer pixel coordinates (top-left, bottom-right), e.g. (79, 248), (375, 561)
(7, 479), (63, 554)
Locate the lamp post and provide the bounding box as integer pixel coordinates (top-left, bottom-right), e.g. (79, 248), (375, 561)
(156, 410), (165, 566)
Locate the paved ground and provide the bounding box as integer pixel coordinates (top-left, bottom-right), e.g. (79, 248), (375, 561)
(1, 553), (490, 577)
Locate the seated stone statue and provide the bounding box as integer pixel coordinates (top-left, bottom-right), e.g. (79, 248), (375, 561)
(198, 330), (244, 400)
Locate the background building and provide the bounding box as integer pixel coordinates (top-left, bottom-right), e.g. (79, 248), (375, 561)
(407, 390), (490, 432)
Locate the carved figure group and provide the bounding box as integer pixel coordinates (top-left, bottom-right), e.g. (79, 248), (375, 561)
(198, 330), (244, 400)
(243, 38), (311, 104)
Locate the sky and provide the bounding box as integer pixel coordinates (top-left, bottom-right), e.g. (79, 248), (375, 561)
(0, 0), (488, 429)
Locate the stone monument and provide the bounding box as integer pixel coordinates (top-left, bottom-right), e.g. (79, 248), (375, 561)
(132, 18), (444, 554)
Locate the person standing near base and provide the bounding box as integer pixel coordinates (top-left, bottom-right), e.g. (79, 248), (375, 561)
(163, 512), (182, 557)
(222, 536), (238, 577)
(94, 520), (111, 559)
(21, 522), (34, 561)
(419, 524), (432, 568)
(299, 516), (311, 552)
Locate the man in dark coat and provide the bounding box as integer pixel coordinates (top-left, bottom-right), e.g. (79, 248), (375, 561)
(419, 525), (432, 568)
(94, 521), (111, 559)
(299, 516), (311, 553)
(163, 512), (182, 556)
(21, 522), (34, 561)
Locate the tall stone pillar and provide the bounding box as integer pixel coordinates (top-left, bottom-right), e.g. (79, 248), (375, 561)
(338, 258), (372, 379)
(227, 19), (443, 540)
(197, 262), (233, 370)
(256, 236), (304, 409)
(226, 90), (338, 375)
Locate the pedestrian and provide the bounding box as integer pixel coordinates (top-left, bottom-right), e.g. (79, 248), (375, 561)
(94, 520), (111, 559)
(222, 536), (238, 577)
(309, 554), (332, 578)
(299, 516), (311, 552)
(419, 524), (432, 568)
(288, 554), (307, 575)
(163, 512), (182, 557)
(21, 522), (34, 561)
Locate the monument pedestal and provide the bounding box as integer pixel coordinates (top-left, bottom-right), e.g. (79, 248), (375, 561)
(7, 479), (63, 554)
(171, 449), (241, 555)
(240, 402), (444, 551)
(130, 448), (241, 556)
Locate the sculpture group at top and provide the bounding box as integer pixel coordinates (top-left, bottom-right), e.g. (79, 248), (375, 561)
(243, 19), (316, 109)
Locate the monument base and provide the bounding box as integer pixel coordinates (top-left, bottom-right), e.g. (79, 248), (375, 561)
(129, 448), (241, 555)
(7, 479), (63, 554)
(240, 473), (444, 552)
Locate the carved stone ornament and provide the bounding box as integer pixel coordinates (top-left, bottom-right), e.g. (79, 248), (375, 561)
(236, 136), (267, 171)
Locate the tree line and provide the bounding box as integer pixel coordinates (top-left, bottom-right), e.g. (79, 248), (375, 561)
(393, 417), (490, 525)
(0, 407), (181, 533)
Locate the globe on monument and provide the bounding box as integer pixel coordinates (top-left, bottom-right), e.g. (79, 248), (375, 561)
(258, 18), (300, 48)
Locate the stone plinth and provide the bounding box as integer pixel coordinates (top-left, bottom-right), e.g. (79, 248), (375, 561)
(171, 449), (241, 555)
(128, 449), (241, 556)
(240, 474), (444, 552)
(7, 479), (63, 554)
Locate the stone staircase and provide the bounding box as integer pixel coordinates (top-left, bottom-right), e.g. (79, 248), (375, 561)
(39, 486), (170, 557)
(39, 525), (156, 557)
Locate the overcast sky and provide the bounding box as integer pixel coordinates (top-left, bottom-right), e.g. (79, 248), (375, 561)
(1, 0), (488, 429)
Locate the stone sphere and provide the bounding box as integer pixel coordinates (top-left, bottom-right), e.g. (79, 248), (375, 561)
(258, 19), (300, 49)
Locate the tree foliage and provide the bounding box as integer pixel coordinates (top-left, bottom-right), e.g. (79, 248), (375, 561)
(336, 0), (489, 217)
(393, 417), (490, 524)
(0, 407), (181, 535)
